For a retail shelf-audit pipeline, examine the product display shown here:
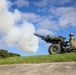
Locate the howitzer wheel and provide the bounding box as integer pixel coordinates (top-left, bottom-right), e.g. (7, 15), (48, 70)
(49, 44), (61, 54)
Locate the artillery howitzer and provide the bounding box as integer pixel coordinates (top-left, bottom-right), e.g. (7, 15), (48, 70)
(34, 33), (76, 54)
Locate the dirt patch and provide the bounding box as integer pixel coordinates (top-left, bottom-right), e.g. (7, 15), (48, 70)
(0, 62), (76, 75)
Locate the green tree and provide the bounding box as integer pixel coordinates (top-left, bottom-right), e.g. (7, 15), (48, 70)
(0, 49), (21, 58)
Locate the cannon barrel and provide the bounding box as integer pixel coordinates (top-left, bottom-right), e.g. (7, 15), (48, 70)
(34, 33), (47, 41)
(34, 33), (45, 38)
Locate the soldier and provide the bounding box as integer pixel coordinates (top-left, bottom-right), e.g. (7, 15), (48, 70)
(69, 33), (76, 48)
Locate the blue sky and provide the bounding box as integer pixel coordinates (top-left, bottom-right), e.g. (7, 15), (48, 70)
(0, 0), (76, 56)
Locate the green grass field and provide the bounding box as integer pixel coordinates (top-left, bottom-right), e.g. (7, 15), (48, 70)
(0, 52), (76, 64)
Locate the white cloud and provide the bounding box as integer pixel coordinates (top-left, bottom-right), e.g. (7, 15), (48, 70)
(59, 0), (71, 4)
(38, 19), (52, 29)
(49, 7), (76, 27)
(50, 7), (76, 16)
(34, 0), (71, 7)
(59, 12), (76, 26)
(21, 12), (53, 24)
(21, 13), (41, 23)
(14, 0), (29, 8)
(36, 29), (55, 35)
(33, 0), (48, 7)
(37, 19), (59, 31)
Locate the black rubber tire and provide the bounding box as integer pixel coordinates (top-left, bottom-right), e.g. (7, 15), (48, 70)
(49, 44), (61, 54)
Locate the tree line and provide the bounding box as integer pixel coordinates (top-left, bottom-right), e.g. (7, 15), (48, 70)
(0, 49), (21, 58)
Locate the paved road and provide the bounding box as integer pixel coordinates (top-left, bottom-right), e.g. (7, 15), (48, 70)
(0, 62), (76, 75)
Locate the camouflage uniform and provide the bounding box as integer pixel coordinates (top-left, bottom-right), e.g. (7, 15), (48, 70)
(69, 33), (76, 48)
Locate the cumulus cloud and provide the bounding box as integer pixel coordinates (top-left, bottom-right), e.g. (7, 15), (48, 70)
(38, 19), (52, 29)
(0, 0), (39, 53)
(34, 0), (71, 7)
(37, 19), (59, 31)
(48, 6), (76, 27)
(59, 0), (71, 4)
(34, 0), (49, 7)
(50, 7), (76, 16)
(59, 12), (76, 26)
(14, 0), (29, 8)
(36, 29), (55, 35)
(21, 13), (42, 23)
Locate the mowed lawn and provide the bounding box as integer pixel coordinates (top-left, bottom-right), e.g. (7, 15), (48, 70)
(0, 52), (76, 64)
